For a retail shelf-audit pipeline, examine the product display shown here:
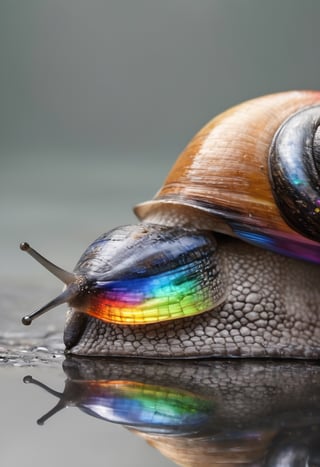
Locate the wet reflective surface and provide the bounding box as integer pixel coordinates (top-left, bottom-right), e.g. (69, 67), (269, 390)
(4, 350), (320, 467)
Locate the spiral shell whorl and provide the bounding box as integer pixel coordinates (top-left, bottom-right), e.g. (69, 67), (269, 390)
(269, 106), (320, 242)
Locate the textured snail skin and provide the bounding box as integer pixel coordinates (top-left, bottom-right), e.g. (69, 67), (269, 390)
(62, 91), (320, 358)
(65, 237), (320, 358)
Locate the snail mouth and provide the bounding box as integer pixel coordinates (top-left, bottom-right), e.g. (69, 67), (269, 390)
(64, 310), (89, 351)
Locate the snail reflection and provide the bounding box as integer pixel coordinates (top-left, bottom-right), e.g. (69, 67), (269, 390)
(23, 372), (214, 434)
(24, 358), (320, 466)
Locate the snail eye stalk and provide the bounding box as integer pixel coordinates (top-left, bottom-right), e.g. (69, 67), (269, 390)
(20, 242), (80, 325)
(20, 242), (76, 284)
(23, 376), (66, 425)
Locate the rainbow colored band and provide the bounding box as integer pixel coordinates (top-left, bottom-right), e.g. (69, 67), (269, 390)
(83, 380), (214, 431)
(84, 261), (222, 325)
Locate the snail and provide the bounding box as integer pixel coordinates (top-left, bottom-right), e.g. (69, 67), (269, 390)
(20, 90), (320, 359)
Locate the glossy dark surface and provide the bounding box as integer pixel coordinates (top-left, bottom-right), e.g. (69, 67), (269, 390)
(270, 105), (320, 242)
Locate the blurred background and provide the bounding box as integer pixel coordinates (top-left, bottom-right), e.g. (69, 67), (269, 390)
(2, 0), (320, 283)
(1, 2), (320, 466)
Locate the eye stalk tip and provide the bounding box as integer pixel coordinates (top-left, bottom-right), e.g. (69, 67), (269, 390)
(22, 316), (32, 326)
(23, 375), (33, 384)
(19, 242), (76, 285)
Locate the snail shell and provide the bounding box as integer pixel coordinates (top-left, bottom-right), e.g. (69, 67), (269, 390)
(135, 90), (320, 262)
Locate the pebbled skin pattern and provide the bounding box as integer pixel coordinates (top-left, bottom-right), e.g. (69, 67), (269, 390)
(65, 238), (320, 358)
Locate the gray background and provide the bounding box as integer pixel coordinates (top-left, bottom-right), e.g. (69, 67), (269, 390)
(2, 0), (320, 282)
(1, 1), (320, 466)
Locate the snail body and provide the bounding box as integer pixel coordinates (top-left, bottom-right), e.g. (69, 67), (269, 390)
(21, 91), (320, 358)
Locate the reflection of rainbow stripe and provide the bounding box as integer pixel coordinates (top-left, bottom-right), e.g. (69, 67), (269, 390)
(85, 262), (218, 325)
(82, 380), (214, 431)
